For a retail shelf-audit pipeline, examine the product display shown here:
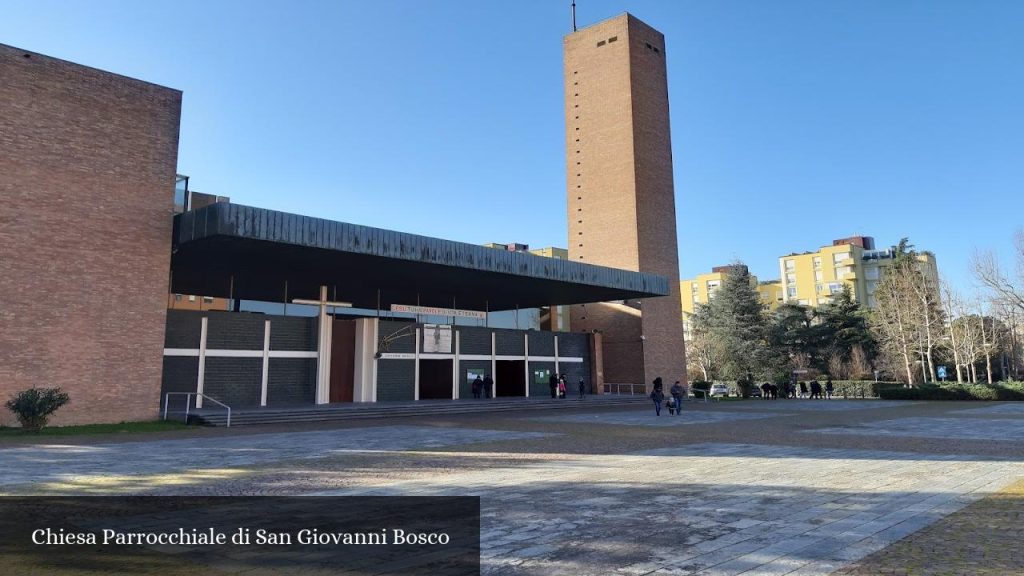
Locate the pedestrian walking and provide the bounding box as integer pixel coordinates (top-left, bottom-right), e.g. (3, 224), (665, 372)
(825, 377), (834, 400)
(471, 375), (482, 399)
(578, 377), (586, 400)
(799, 381), (808, 398)
(650, 377), (665, 416)
(548, 373), (558, 399)
(482, 374), (493, 398)
(557, 375), (567, 399)
(670, 381), (684, 416)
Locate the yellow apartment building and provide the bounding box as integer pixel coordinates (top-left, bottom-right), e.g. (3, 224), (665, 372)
(779, 236), (939, 309)
(680, 265), (783, 317)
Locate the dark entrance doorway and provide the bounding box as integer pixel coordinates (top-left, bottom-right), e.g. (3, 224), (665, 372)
(419, 359), (453, 399)
(495, 360), (526, 397)
(330, 319), (356, 402)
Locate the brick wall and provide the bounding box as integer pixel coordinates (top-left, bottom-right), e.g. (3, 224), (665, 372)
(0, 45), (182, 426)
(377, 360), (415, 401)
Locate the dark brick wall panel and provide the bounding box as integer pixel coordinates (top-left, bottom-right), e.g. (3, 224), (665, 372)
(164, 311), (203, 348)
(529, 332), (556, 356)
(529, 361), (556, 397)
(269, 316), (317, 351)
(380, 321), (416, 354)
(202, 357), (262, 407)
(268, 359), (316, 405)
(159, 357), (198, 411)
(495, 329), (525, 356)
(206, 312), (265, 350)
(457, 327), (492, 355)
(377, 360), (415, 401)
(0, 45), (182, 425)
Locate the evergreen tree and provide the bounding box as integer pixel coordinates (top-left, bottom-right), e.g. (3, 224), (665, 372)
(692, 264), (778, 380)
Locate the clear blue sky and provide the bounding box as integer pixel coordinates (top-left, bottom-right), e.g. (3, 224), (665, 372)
(3, 0), (1021, 294)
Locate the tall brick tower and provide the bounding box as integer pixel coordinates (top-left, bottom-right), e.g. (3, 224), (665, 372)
(564, 13), (687, 389)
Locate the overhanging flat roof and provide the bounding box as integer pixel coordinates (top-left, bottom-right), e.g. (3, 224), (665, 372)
(170, 203), (669, 312)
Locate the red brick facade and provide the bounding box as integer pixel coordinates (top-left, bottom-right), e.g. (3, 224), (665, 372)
(564, 15), (688, 389)
(0, 45), (181, 425)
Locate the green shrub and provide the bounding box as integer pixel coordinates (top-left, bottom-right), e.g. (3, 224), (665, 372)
(5, 388), (70, 432)
(735, 378), (755, 399)
(690, 380), (711, 392)
(877, 383), (1024, 401)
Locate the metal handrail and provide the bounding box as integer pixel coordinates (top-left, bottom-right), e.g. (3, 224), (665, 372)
(603, 383), (647, 396)
(163, 392), (232, 427)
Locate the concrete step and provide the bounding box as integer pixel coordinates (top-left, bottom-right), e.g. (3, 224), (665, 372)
(192, 396), (648, 427)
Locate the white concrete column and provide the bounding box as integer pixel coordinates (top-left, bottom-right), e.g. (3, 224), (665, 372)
(524, 333), (530, 397)
(196, 316), (208, 409)
(453, 330), (461, 399)
(490, 332), (497, 398)
(414, 328), (421, 401)
(260, 320), (271, 406)
(315, 286), (332, 404)
(554, 335), (560, 376)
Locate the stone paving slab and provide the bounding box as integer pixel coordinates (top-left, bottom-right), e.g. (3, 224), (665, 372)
(834, 478), (1024, 575)
(314, 443), (1024, 575)
(531, 410), (780, 427)
(726, 400), (906, 412)
(810, 417), (1024, 442)
(0, 426), (549, 487)
(951, 403), (1024, 416)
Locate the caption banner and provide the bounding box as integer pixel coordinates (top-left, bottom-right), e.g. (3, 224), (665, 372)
(0, 496), (480, 575)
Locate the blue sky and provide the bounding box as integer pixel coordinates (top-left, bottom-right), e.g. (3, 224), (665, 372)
(3, 0), (1021, 294)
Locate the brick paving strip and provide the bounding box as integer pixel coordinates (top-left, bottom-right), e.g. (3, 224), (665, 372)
(833, 479), (1024, 576)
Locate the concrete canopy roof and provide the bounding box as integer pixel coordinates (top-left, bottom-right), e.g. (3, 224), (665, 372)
(170, 203), (669, 312)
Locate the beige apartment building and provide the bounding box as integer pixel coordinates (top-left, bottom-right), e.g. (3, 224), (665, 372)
(564, 13), (687, 388)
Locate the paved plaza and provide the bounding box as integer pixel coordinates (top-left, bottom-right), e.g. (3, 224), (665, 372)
(3, 398), (1023, 575)
(812, 417), (1024, 442)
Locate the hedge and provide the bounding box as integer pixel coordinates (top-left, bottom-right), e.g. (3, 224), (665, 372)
(877, 382), (1024, 401)
(720, 380), (901, 399)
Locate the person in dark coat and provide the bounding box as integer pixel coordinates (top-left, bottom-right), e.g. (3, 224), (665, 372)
(809, 379), (822, 399)
(761, 382), (771, 399)
(471, 375), (483, 399)
(482, 374), (493, 398)
(650, 377), (665, 416)
(825, 377), (834, 399)
(670, 381), (684, 415)
(578, 377), (586, 400)
(799, 381), (808, 398)
(549, 373), (558, 399)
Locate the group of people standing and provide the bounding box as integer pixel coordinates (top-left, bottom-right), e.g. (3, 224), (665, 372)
(760, 377), (835, 399)
(470, 374), (494, 398)
(649, 377), (687, 416)
(549, 373), (586, 400)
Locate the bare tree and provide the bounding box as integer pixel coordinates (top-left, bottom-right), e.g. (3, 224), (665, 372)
(848, 344), (871, 380)
(827, 349), (847, 380)
(972, 230), (1024, 314)
(872, 249), (922, 385)
(684, 324), (716, 382)
(940, 279), (965, 383)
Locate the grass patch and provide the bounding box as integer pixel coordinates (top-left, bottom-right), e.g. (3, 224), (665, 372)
(0, 420), (189, 438)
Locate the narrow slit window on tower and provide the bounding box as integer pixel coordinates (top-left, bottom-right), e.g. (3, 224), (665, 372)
(596, 40), (606, 47)
(608, 36), (618, 43)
